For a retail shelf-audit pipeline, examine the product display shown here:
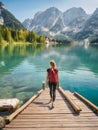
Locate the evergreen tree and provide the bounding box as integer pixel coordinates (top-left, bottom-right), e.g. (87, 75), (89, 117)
(0, 32), (3, 43)
(11, 30), (19, 41)
(32, 31), (37, 42)
(0, 25), (45, 45)
(18, 30), (25, 41)
(5, 28), (12, 43)
(26, 31), (37, 43)
(38, 35), (45, 43)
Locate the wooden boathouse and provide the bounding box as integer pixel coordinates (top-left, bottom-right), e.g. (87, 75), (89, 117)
(1, 83), (98, 130)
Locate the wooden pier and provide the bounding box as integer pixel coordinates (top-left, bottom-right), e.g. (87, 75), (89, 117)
(1, 86), (98, 130)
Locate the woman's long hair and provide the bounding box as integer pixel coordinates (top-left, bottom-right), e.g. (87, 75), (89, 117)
(50, 60), (56, 68)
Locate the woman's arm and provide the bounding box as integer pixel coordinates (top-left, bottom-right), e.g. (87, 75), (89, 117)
(57, 71), (60, 87)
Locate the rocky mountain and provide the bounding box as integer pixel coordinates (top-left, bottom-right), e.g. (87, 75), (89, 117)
(61, 7), (89, 38)
(0, 2), (24, 29)
(75, 8), (98, 40)
(63, 7), (88, 26)
(23, 7), (89, 39)
(26, 7), (63, 33)
(22, 18), (32, 30)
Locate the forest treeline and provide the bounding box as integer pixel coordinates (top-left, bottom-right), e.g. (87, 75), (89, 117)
(0, 25), (45, 45)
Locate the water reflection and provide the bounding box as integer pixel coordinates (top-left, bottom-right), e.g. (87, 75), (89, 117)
(0, 44), (45, 105)
(0, 43), (98, 106)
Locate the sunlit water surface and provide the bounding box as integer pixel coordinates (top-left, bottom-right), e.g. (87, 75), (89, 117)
(0, 44), (98, 106)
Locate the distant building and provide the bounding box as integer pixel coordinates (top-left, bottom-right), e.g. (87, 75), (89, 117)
(45, 37), (50, 48)
(45, 37), (49, 44)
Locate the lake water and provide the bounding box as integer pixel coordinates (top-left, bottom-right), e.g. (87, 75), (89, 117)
(0, 43), (98, 106)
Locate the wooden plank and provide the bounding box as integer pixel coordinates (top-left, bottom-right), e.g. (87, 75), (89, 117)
(64, 91), (97, 113)
(5, 89), (43, 124)
(5, 123), (98, 127)
(16, 115), (98, 119)
(3, 128), (98, 130)
(58, 87), (81, 113)
(3, 88), (98, 130)
(74, 92), (98, 113)
(10, 118), (98, 122)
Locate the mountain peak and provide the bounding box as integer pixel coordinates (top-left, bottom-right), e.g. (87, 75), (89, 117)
(67, 7), (85, 11)
(0, 1), (24, 29)
(93, 7), (98, 16)
(23, 6), (96, 40)
(64, 7), (87, 16)
(45, 7), (62, 14)
(63, 7), (88, 25)
(47, 7), (60, 11)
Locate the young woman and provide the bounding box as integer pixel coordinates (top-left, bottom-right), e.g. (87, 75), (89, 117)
(46, 60), (59, 108)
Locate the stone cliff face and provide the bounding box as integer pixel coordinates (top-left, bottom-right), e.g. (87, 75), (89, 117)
(0, 2), (24, 29)
(75, 8), (98, 40)
(23, 7), (89, 39)
(22, 6), (98, 40)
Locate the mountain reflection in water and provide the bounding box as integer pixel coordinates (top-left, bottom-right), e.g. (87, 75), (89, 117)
(0, 43), (98, 106)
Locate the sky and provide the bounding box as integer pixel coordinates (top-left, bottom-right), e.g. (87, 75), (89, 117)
(1, 0), (98, 22)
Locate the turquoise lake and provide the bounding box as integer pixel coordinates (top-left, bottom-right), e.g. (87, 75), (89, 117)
(0, 43), (98, 106)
